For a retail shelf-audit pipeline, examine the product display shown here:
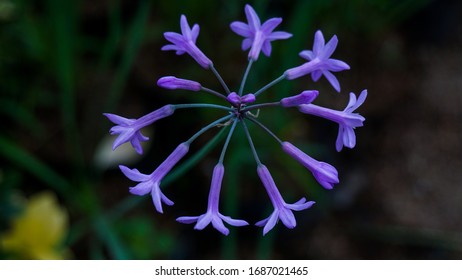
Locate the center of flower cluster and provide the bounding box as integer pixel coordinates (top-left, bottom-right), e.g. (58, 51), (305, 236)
(226, 92), (256, 115)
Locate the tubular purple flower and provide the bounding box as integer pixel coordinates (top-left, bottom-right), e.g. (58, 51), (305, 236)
(282, 142), (339, 189)
(176, 163), (248, 235)
(157, 76), (201, 91)
(299, 90), (367, 151)
(104, 105), (175, 154)
(162, 15), (213, 69)
(280, 90), (319, 107)
(119, 143), (189, 213)
(284, 30), (350, 92)
(226, 92), (256, 107)
(255, 165), (315, 235)
(230, 4), (292, 61)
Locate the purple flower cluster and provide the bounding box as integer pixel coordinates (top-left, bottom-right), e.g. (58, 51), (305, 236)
(104, 4), (367, 235)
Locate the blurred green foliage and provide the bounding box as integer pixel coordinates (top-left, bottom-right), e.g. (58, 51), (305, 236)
(0, 0), (432, 259)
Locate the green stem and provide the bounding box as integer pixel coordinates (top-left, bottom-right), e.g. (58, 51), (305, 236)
(238, 59), (254, 96)
(218, 118), (239, 163)
(241, 120), (261, 165)
(173, 103), (232, 111)
(201, 87), (228, 100)
(210, 65), (231, 94)
(254, 74), (287, 97)
(186, 114), (234, 145)
(245, 115), (283, 144)
(242, 101), (281, 112)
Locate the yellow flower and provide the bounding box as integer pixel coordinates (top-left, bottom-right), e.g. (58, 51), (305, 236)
(1, 191), (69, 259)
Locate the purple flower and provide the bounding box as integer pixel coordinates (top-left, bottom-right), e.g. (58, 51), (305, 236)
(280, 90), (319, 107)
(230, 4), (292, 61)
(255, 165), (315, 235)
(282, 142), (339, 189)
(176, 163), (248, 235)
(162, 15), (213, 69)
(285, 30), (350, 92)
(226, 92), (256, 107)
(119, 143), (189, 213)
(104, 105), (175, 154)
(299, 90), (367, 151)
(157, 76), (201, 91)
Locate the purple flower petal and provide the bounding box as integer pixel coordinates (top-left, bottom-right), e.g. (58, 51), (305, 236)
(299, 50), (314, 60)
(322, 70), (341, 92)
(327, 59), (350, 72)
(103, 113), (133, 125)
(261, 18), (282, 33)
(348, 90), (367, 112)
(230, 21), (252, 37)
(342, 126), (356, 148)
(245, 4), (261, 30)
(262, 40), (272, 56)
(176, 216), (200, 224)
(313, 30), (325, 56)
(164, 32), (186, 46)
(219, 214), (249, 227)
(286, 200), (315, 211)
(262, 211), (278, 235)
(311, 70), (322, 81)
(242, 38), (252, 50)
(191, 24), (200, 42)
(180, 15), (192, 41)
(211, 216), (230, 235)
(194, 214), (212, 230)
(267, 31), (292, 41)
(129, 181), (152, 196)
(336, 126), (345, 152)
(161, 44), (186, 55)
(320, 34), (338, 59)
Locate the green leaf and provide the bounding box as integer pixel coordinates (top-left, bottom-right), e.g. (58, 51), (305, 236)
(105, 0), (152, 112)
(0, 136), (71, 195)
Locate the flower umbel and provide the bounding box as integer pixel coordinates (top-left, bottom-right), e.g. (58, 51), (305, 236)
(104, 4), (367, 235)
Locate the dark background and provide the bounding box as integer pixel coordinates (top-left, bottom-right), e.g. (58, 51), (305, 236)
(1, 0), (462, 259)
